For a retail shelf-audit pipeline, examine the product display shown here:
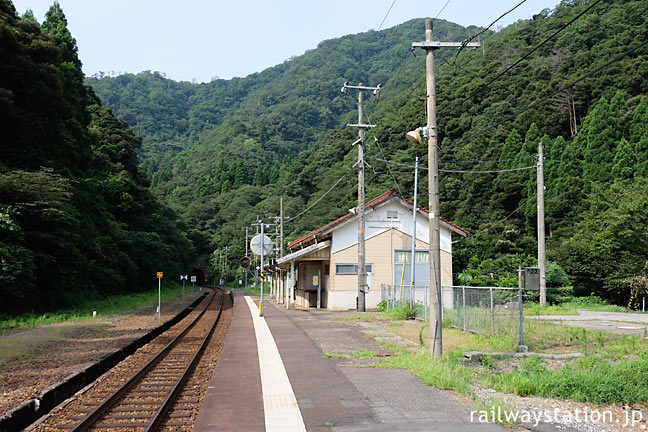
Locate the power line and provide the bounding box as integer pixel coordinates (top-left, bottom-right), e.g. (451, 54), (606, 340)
(488, 0), (603, 89)
(286, 164), (355, 222)
(378, 0), (398, 31)
(363, 104), (403, 196)
(440, 165), (535, 174)
(435, 0), (452, 18)
(446, 37), (648, 150)
(442, 155), (537, 164)
(453, 0), (604, 108)
(455, 0), (527, 59)
(368, 156), (536, 174)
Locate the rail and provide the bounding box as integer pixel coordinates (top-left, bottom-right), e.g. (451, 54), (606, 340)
(67, 287), (224, 431)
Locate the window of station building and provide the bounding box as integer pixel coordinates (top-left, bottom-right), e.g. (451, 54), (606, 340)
(394, 250), (429, 263)
(335, 263), (374, 274)
(386, 210), (399, 220)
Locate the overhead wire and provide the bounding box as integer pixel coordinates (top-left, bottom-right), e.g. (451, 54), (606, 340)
(435, 0), (452, 18)
(349, 0), (602, 196)
(439, 165), (535, 174)
(362, 103), (404, 196)
(369, 156), (538, 174)
(442, 155), (537, 164)
(481, 0), (603, 90)
(451, 0), (604, 110)
(444, 37), (648, 151)
(453, 0), (527, 62)
(363, 0), (537, 169)
(378, 0), (398, 31)
(286, 164), (355, 222)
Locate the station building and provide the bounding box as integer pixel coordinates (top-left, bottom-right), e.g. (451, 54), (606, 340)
(275, 189), (468, 310)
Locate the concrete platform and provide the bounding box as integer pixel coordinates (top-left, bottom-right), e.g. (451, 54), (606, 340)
(195, 291), (505, 431)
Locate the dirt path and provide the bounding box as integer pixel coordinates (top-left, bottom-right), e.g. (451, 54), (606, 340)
(0, 290), (204, 417)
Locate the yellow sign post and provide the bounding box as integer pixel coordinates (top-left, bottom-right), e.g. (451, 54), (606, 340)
(156, 271), (163, 318)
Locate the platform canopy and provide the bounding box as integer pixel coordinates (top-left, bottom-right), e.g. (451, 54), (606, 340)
(276, 240), (331, 265)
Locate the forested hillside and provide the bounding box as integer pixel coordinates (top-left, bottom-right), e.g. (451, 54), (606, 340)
(90, 0), (647, 303)
(0, 1), (193, 314)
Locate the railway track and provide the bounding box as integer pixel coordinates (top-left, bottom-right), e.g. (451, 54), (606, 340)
(40, 288), (225, 432)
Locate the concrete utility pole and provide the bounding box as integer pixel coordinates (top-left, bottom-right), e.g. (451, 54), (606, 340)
(255, 218), (260, 288)
(279, 197), (285, 304)
(412, 18), (480, 359)
(244, 227), (249, 290)
(410, 156), (419, 305)
(223, 246), (229, 279)
(280, 197), (284, 258)
(537, 142), (546, 306)
(260, 222), (265, 316)
(342, 81), (381, 312)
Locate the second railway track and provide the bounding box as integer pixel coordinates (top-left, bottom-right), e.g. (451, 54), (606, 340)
(32, 287), (227, 432)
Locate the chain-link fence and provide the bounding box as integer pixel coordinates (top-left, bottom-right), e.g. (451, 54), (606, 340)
(381, 284), (525, 341)
(381, 284), (429, 320)
(444, 286), (521, 336)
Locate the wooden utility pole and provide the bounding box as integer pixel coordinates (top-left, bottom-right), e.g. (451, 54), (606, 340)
(537, 142), (546, 306)
(413, 18), (480, 359)
(342, 81), (381, 311)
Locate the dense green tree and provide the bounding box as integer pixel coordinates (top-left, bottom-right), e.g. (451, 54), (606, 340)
(557, 179), (648, 302)
(0, 1), (194, 313)
(220, 179), (231, 194)
(611, 138), (635, 181)
(581, 94), (624, 186)
(629, 99), (648, 176)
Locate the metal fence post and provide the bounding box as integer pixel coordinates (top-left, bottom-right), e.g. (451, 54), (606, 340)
(462, 286), (466, 331)
(489, 287), (495, 334)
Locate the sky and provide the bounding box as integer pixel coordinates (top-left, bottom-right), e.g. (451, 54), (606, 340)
(12, 0), (560, 83)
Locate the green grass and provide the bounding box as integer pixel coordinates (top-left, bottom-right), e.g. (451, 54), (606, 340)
(0, 282), (192, 335)
(371, 316), (648, 406)
(524, 297), (629, 316)
(482, 354), (648, 405)
(523, 303), (579, 316)
(334, 313), (392, 323)
(382, 302), (419, 320)
(0, 321), (111, 365)
(323, 350), (379, 359)
(378, 343), (474, 394)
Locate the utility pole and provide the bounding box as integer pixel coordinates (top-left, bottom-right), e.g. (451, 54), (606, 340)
(244, 227), (249, 290)
(342, 81), (381, 311)
(279, 198), (285, 304)
(412, 18), (480, 359)
(255, 218), (259, 287)
(410, 156), (419, 306)
(260, 222), (265, 316)
(537, 142), (546, 306)
(280, 197), (284, 258)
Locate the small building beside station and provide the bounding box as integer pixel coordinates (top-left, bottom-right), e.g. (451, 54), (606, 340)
(276, 189), (468, 310)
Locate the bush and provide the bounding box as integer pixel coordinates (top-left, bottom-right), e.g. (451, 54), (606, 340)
(384, 301), (418, 320)
(571, 295), (609, 306)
